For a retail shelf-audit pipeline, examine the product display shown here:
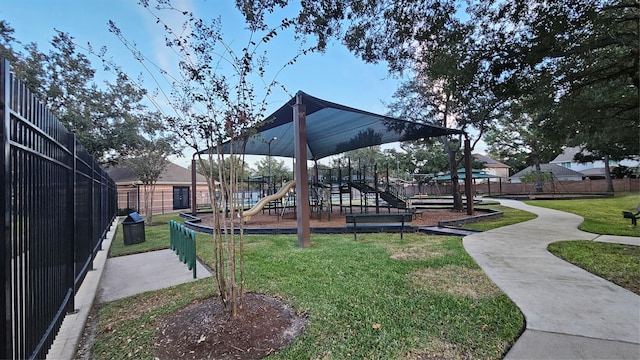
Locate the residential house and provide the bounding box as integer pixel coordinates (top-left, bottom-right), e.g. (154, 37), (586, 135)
(550, 146), (640, 179)
(472, 153), (510, 182)
(509, 163), (584, 183)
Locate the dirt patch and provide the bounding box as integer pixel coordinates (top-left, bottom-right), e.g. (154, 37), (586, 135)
(154, 292), (307, 359)
(407, 339), (471, 359)
(410, 265), (502, 299)
(387, 238), (451, 260)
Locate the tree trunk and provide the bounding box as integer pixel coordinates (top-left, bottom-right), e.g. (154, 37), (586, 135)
(604, 154), (614, 192)
(147, 184), (155, 224)
(534, 155), (543, 193)
(442, 137), (463, 211)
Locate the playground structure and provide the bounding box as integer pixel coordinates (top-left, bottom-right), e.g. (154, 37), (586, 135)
(191, 92), (471, 247)
(240, 159), (423, 223)
(241, 180), (296, 221)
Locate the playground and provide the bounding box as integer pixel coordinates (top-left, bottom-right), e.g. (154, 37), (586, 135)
(196, 204), (476, 230)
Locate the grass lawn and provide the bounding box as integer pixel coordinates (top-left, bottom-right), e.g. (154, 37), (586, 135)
(92, 233), (524, 359)
(91, 194), (640, 358)
(525, 193), (640, 295)
(525, 192), (640, 237)
(548, 241), (640, 295)
(462, 205), (538, 232)
(109, 213), (184, 257)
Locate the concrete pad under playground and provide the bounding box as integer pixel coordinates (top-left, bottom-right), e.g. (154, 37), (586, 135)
(98, 249), (211, 303)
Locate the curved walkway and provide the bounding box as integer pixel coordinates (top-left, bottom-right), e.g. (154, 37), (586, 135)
(463, 199), (640, 359)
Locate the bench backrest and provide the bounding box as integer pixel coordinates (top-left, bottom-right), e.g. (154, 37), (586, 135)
(345, 213), (413, 224)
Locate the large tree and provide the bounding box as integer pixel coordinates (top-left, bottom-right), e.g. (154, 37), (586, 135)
(483, 0), (639, 191)
(245, 1), (509, 209)
(252, 0), (638, 195)
(485, 101), (563, 192)
(106, 0), (317, 315)
(1, 26), (148, 164)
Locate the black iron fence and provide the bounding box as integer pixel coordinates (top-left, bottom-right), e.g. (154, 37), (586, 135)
(0, 59), (117, 359)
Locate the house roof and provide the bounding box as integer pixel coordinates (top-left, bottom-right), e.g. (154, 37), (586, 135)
(107, 162), (207, 185)
(472, 153), (510, 168)
(509, 163), (584, 180)
(550, 146), (587, 163)
(206, 91), (463, 160)
(579, 167), (607, 177)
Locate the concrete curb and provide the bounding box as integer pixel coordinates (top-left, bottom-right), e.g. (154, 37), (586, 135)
(46, 218), (119, 360)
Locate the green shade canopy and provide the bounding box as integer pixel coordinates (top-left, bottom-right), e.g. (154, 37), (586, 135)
(208, 91), (463, 160)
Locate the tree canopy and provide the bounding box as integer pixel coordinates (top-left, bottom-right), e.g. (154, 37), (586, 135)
(1, 26), (151, 164)
(246, 0), (639, 181)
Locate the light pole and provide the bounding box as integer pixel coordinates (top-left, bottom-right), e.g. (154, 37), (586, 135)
(268, 136), (277, 195)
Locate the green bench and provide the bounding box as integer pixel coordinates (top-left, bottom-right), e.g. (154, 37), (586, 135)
(345, 213), (413, 240)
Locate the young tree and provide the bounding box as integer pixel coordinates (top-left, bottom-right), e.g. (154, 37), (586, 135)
(108, 0), (316, 315)
(196, 156), (252, 188)
(123, 114), (178, 223)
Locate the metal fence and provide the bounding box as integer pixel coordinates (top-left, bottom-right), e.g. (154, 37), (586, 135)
(0, 59), (117, 359)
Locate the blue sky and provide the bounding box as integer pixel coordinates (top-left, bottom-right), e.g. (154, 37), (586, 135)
(0, 0), (410, 167)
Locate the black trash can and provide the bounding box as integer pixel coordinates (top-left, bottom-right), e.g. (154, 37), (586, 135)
(122, 212), (145, 245)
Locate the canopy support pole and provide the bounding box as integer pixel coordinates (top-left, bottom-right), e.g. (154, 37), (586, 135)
(293, 93), (311, 247)
(191, 154), (197, 216)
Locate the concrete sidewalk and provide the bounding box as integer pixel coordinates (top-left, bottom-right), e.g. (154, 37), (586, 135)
(98, 249), (211, 303)
(464, 199), (640, 359)
(47, 223), (211, 360)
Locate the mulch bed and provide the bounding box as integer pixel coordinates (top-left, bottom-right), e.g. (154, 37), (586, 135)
(154, 293), (307, 359)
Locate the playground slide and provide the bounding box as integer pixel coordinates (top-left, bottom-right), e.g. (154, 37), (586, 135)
(241, 180), (296, 221)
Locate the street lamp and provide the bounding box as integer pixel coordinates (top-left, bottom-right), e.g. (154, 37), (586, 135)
(268, 136), (277, 195)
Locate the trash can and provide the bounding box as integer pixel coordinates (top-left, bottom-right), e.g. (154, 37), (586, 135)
(122, 212), (145, 245)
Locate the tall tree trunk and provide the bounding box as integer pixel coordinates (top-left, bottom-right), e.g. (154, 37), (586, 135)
(604, 154), (614, 192)
(534, 155), (543, 193)
(147, 184), (155, 224)
(442, 137), (463, 211)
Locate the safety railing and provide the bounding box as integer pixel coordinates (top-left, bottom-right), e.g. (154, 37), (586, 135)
(169, 220), (197, 279)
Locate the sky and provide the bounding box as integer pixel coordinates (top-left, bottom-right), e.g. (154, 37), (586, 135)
(0, 0), (417, 169)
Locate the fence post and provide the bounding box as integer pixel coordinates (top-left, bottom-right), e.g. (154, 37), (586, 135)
(1, 58), (11, 360)
(68, 132), (77, 313)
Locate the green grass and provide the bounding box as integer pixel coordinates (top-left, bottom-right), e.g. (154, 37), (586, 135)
(548, 241), (640, 295)
(525, 193), (640, 295)
(525, 193), (640, 237)
(462, 205), (538, 231)
(109, 213), (184, 257)
(92, 233), (524, 359)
